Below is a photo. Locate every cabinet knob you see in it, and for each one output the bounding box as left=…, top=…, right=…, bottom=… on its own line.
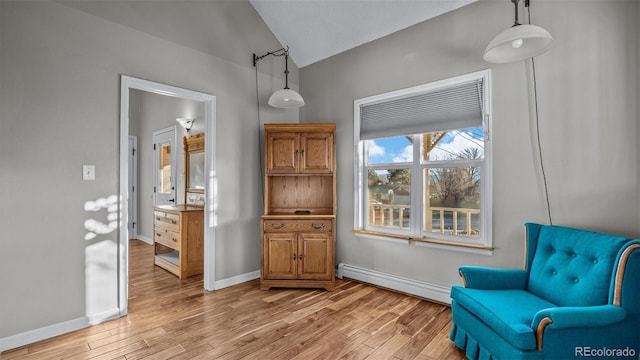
left=312, top=223, right=325, bottom=229
left=156, top=233, right=161, bottom=237
left=292, top=254, right=297, bottom=260
left=271, top=223, right=285, bottom=229
left=172, top=238, right=177, bottom=242
left=299, top=253, right=303, bottom=259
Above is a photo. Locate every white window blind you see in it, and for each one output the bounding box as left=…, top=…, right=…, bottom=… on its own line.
left=359, top=79, right=484, bottom=140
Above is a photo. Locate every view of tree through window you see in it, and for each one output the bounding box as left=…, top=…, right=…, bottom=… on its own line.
left=365, top=127, right=483, bottom=238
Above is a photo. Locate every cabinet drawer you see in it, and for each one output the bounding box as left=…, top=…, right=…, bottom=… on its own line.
left=154, top=211, right=180, bottom=231
left=263, top=220, right=332, bottom=233
left=154, top=228, right=181, bottom=249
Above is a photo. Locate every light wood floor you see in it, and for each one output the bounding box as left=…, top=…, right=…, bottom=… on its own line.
left=3, top=240, right=465, bottom=360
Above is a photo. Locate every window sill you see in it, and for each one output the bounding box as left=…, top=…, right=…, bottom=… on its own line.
left=352, top=229, right=494, bottom=256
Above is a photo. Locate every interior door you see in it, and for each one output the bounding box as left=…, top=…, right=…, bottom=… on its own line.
left=128, top=135, right=138, bottom=239
left=152, top=126, right=177, bottom=206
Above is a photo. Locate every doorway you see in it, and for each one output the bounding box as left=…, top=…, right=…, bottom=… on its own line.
left=119, top=76, right=217, bottom=316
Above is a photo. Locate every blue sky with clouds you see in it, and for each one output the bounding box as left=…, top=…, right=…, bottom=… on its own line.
left=367, top=127, right=484, bottom=164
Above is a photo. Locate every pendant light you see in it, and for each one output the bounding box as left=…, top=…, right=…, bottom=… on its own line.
left=484, top=0, right=554, bottom=223
left=253, top=46, right=304, bottom=108
left=484, top=0, right=552, bottom=64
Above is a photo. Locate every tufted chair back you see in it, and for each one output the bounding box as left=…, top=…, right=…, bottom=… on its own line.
left=524, top=223, right=630, bottom=307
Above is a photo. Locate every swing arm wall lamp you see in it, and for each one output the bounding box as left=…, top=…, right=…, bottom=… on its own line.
left=253, top=46, right=305, bottom=108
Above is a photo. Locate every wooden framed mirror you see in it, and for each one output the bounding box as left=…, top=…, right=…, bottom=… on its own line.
left=184, top=133, right=205, bottom=206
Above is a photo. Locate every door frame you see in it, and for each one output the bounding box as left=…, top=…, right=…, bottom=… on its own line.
left=119, top=75, right=217, bottom=316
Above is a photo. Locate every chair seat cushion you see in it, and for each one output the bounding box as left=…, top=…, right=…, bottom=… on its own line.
left=450, top=286, right=557, bottom=350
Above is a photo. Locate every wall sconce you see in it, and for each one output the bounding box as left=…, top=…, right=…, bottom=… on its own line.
left=253, top=46, right=305, bottom=108
left=484, top=0, right=553, bottom=63
left=176, top=117, right=195, bottom=133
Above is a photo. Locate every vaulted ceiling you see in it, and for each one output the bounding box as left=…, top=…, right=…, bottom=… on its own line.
left=250, top=0, right=478, bottom=68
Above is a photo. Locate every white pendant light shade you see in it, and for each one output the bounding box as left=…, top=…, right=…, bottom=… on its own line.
left=268, top=88, right=305, bottom=108
left=484, top=24, right=553, bottom=63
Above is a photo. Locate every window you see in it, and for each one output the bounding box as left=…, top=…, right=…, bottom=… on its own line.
left=354, top=70, right=491, bottom=249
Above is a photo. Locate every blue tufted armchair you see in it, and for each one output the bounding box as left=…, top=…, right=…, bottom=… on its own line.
left=450, top=223, right=640, bottom=360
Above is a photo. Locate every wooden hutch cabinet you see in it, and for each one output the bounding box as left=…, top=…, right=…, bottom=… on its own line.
left=261, top=123, right=336, bottom=291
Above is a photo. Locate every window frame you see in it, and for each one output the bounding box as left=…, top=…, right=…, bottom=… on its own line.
left=353, top=70, right=492, bottom=251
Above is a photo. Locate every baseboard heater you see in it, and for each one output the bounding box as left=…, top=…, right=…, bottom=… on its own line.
left=337, top=263, right=451, bottom=305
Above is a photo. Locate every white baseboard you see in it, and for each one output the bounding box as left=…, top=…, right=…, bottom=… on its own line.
left=86, top=308, right=121, bottom=326
left=337, top=263, right=451, bottom=305
left=134, top=235, right=153, bottom=245
left=213, top=270, right=260, bottom=290
left=0, top=308, right=121, bottom=353
left=0, top=317, right=88, bottom=353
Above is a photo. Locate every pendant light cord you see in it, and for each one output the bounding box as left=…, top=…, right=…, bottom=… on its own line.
left=253, top=45, right=293, bottom=210
left=255, top=64, right=264, bottom=208
left=527, top=3, right=553, bottom=225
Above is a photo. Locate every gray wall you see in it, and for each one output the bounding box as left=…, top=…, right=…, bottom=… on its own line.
left=0, top=0, right=298, bottom=339
left=2, top=0, right=638, bottom=346
left=300, top=0, right=640, bottom=287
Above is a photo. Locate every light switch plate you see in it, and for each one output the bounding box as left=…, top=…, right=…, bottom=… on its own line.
left=83, top=165, right=95, bottom=181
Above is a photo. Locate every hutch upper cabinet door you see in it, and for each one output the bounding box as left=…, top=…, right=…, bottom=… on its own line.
left=300, top=132, right=333, bottom=174
left=266, top=132, right=298, bottom=174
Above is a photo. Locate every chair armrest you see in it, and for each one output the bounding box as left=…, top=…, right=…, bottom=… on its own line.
left=458, top=266, right=528, bottom=289
left=532, top=305, right=627, bottom=330
left=531, top=305, right=627, bottom=351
